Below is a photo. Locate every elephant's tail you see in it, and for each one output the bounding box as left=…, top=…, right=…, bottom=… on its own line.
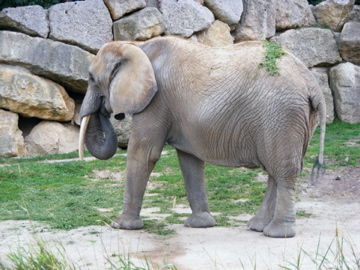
left=309, top=90, right=326, bottom=184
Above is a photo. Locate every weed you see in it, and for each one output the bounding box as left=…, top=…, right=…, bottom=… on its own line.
left=280, top=230, right=360, bottom=270
left=0, top=241, right=76, bottom=270
left=259, top=40, right=286, bottom=76
left=296, top=210, right=312, bottom=218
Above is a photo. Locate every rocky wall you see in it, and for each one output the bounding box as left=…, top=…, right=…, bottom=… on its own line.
left=0, top=0, right=359, bottom=157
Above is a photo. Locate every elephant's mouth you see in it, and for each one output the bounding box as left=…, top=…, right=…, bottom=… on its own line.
left=79, top=97, right=118, bottom=160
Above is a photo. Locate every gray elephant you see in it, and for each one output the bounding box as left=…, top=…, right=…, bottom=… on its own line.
left=78, top=37, right=326, bottom=238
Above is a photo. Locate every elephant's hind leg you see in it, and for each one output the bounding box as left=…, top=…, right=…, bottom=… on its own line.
left=247, top=175, right=276, bottom=232
left=177, top=150, right=216, bottom=228
left=263, top=178, right=296, bottom=238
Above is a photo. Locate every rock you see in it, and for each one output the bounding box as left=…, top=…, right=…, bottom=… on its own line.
left=339, top=21, right=360, bottom=65
left=104, top=0, right=146, bottom=20
left=270, top=27, right=342, bottom=67
left=160, top=0, right=214, bottom=37
left=311, top=68, right=335, bottom=123
left=72, top=102, right=81, bottom=126
left=25, top=121, right=80, bottom=156
left=0, top=109, right=25, bottom=157
left=110, top=114, right=132, bottom=148
left=146, top=0, right=159, bottom=8
left=196, top=20, right=234, bottom=46
left=0, top=31, right=94, bottom=94
left=234, top=0, right=276, bottom=41
left=0, top=65, right=75, bottom=121
left=49, top=0, right=113, bottom=53
left=113, top=7, right=165, bottom=41
left=275, top=0, right=316, bottom=30
left=329, top=62, right=360, bottom=123
left=347, top=5, right=360, bottom=21
left=0, top=5, right=49, bottom=38
left=312, top=0, right=355, bottom=31
left=204, top=0, right=243, bottom=25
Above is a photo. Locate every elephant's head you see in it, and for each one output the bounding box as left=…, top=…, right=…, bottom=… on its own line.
left=78, top=42, right=158, bottom=160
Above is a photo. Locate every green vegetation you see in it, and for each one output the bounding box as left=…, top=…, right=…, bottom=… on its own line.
left=260, top=40, right=286, bottom=76
left=0, top=241, right=177, bottom=270
left=304, top=120, right=360, bottom=168
left=0, top=241, right=76, bottom=270
left=280, top=232, right=360, bottom=270
left=0, top=121, right=360, bottom=235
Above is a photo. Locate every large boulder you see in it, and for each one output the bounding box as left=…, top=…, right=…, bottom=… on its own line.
left=110, top=115, right=132, bottom=149
left=312, top=0, right=355, bottom=31
left=113, top=7, right=165, bottom=41
left=329, top=62, right=360, bottom=124
left=160, top=0, right=214, bottom=37
left=275, top=0, right=315, bottom=30
left=347, top=5, right=360, bottom=22
left=25, top=121, right=79, bottom=156
left=339, top=21, right=360, bottom=65
left=0, top=109, right=25, bottom=157
left=0, top=65, right=74, bottom=121
left=270, top=28, right=342, bottom=67
left=195, top=20, right=234, bottom=46
left=234, top=0, right=276, bottom=41
left=0, top=31, right=94, bottom=94
left=204, top=0, right=243, bottom=25
left=311, top=68, right=335, bottom=123
left=48, top=0, right=113, bottom=53
left=104, top=0, right=146, bottom=20
left=0, top=5, right=48, bottom=38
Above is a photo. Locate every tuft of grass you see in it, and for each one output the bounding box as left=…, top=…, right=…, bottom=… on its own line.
left=106, top=254, right=177, bottom=270
left=0, top=241, right=75, bottom=270
left=280, top=231, right=360, bottom=270
left=296, top=210, right=312, bottom=218
left=259, top=40, right=286, bottom=76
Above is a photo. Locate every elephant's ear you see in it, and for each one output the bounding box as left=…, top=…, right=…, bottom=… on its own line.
left=109, top=44, right=157, bottom=115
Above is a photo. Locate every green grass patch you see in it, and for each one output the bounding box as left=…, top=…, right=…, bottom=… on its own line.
left=304, top=120, right=360, bottom=168
left=0, top=121, right=359, bottom=235
left=0, top=241, right=76, bottom=270
left=260, top=40, right=286, bottom=76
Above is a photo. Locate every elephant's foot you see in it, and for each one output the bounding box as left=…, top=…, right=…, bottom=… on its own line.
left=263, top=220, right=295, bottom=238
left=111, top=214, right=143, bottom=230
left=184, top=212, right=216, bottom=228
left=247, top=215, right=272, bottom=232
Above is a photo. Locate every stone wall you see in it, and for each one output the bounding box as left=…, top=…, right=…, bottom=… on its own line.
left=0, top=0, right=359, bottom=157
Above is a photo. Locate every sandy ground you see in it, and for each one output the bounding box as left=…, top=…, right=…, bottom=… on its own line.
left=1, top=167, right=360, bottom=270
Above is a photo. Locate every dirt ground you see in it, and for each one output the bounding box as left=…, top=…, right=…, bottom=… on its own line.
left=1, top=167, right=360, bottom=270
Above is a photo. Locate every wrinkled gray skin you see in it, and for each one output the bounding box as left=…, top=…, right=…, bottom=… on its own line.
left=79, top=37, right=326, bottom=238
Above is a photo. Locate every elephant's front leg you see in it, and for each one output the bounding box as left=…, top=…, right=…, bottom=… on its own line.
left=111, top=136, right=163, bottom=230
left=177, top=150, right=216, bottom=228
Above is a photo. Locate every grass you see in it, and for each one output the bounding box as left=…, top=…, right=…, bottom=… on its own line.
left=280, top=230, right=360, bottom=270
left=259, top=40, right=286, bottom=76
left=0, top=241, right=76, bottom=270
left=0, top=241, right=177, bottom=270
left=0, top=121, right=359, bottom=235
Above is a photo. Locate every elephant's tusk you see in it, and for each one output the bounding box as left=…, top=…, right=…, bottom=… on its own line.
left=79, top=115, right=90, bottom=160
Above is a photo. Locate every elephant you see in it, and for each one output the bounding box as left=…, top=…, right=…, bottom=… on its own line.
left=78, top=36, right=326, bottom=238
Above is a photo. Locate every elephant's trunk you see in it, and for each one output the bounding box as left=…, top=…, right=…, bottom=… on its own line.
left=79, top=92, right=118, bottom=160
left=84, top=112, right=117, bottom=160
